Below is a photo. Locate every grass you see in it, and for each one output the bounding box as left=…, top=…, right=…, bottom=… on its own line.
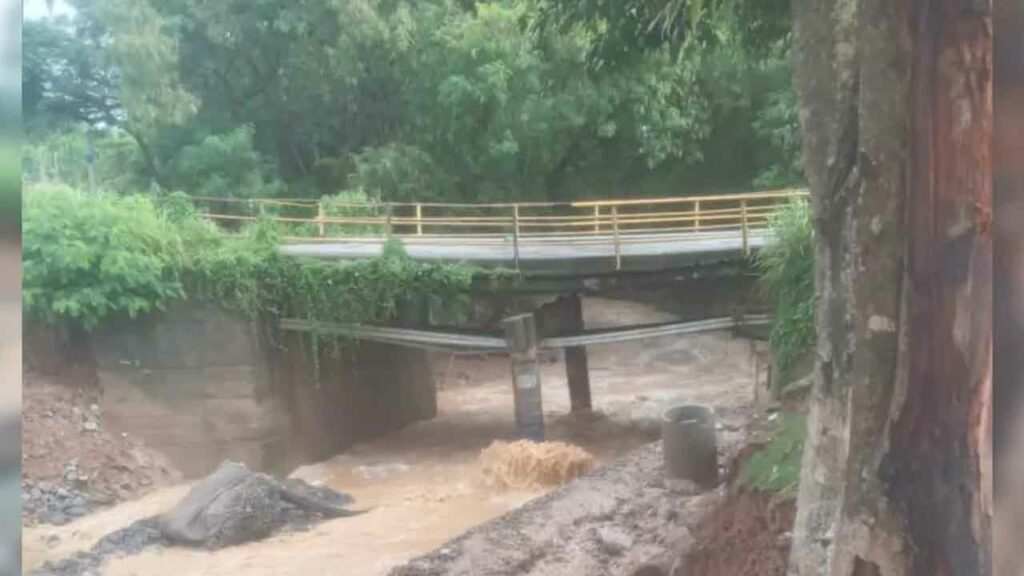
left=756, top=198, right=815, bottom=389
left=739, top=411, right=806, bottom=499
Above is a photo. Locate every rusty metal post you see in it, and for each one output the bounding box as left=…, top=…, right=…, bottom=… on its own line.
left=611, top=205, right=621, bottom=270
left=512, top=205, right=521, bottom=270
left=740, top=200, right=749, bottom=255
left=503, top=313, right=545, bottom=441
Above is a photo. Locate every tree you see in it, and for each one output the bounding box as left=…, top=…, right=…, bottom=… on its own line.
left=25, top=0, right=799, bottom=201
left=548, top=0, right=991, bottom=573
left=23, top=1, right=195, bottom=189
left=786, top=0, right=991, bottom=574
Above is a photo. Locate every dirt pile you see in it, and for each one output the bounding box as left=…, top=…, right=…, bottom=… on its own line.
left=679, top=490, right=795, bottom=576
left=479, top=440, right=596, bottom=490
left=22, top=378, right=183, bottom=525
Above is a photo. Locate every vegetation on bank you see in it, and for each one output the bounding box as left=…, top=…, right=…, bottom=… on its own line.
left=741, top=199, right=814, bottom=498
left=756, top=198, right=815, bottom=388
left=23, top=184, right=509, bottom=330
left=739, top=411, right=806, bottom=498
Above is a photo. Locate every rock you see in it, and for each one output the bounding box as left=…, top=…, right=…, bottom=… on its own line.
left=663, top=478, right=701, bottom=495
left=158, top=462, right=281, bottom=549
left=596, top=526, right=634, bottom=555
left=159, top=461, right=362, bottom=550
left=30, top=461, right=360, bottom=574
left=65, top=505, right=88, bottom=518
left=631, top=564, right=668, bottom=576
left=44, top=511, right=68, bottom=526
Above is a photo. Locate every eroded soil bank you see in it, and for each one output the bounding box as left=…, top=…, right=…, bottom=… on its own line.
left=390, top=423, right=755, bottom=576
left=24, top=298, right=766, bottom=576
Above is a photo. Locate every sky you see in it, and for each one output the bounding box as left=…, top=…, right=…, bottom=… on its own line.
left=23, top=0, right=75, bottom=21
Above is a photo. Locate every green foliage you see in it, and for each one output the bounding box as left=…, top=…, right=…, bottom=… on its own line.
left=168, top=126, right=282, bottom=199
left=347, top=145, right=452, bottom=203
left=23, top=129, right=147, bottom=194
left=739, top=411, right=806, bottom=497
left=537, top=0, right=791, bottom=66
left=24, top=0, right=800, bottom=202
left=750, top=44, right=804, bottom=188
left=756, top=198, right=815, bottom=386
left=23, top=184, right=185, bottom=329
left=23, top=186, right=499, bottom=331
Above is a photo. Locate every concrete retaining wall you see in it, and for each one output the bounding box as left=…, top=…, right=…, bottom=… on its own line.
left=28, top=302, right=439, bottom=478
left=89, top=302, right=288, bottom=477
left=274, top=331, right=437, bottom=467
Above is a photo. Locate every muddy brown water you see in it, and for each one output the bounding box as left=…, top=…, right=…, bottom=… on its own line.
left=23, top=298, right=764, bottom=576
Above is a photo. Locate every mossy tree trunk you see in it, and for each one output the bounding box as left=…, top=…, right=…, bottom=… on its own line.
left=787, top=1, right=992, bottom=575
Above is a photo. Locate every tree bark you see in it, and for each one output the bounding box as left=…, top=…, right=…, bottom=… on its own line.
left=787, top=1, right=992, bottom=575
left=122, top=123, right=168, bottom=191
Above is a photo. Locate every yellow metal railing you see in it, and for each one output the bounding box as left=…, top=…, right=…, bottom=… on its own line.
left=191, top=188, right=808, bottom=269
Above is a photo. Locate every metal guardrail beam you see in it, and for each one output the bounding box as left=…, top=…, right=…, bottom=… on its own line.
left=278, top=315, right=772, bottom=351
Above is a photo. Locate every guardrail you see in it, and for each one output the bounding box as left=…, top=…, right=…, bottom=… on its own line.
left=191, top=188, right=808, bottom=269
left=277, top=314, right=772, bottom=353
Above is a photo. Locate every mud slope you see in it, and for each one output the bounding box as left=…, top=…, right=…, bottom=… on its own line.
left=390, top=412, right=752, bottom=576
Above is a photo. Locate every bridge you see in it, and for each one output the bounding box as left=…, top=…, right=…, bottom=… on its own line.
left=193, top=188, right=808, bottom=275
left=193, top=189, right=804, bottom=435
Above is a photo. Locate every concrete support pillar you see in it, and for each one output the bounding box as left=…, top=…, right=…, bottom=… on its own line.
left=502, top=313, right=545, bottom=441
left=562, top=294, right=592, bottom=413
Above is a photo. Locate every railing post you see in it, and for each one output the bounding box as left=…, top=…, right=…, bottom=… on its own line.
left=740, top=200, right=749, bottom=256
left=317, top=201, right=325, bottom=238
left=593, top=205, right=600, bottom=234
left=512, top=204, right=521, bottom=270
left=611, top=205, right=621, bottom=270
left=694, top=200, right=700, bottom=230
left=415, top=203, right=423, bottom=236
left=386, top=202, right=394, bottom=238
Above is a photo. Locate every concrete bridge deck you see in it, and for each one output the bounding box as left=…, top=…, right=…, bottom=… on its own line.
left=194, top=189, right=806, bottom=275
left=277, top=229, right=770, bottom=274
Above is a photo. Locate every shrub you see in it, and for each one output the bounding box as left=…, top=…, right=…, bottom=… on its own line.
left=23, top=186, right=510, bottom=331
left=23, top=184, right=185, bottom=328
left=756, top=198, right=815, bottom=387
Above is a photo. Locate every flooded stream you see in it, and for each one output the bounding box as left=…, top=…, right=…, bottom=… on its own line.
left=24, top=298, right=763, bottom=576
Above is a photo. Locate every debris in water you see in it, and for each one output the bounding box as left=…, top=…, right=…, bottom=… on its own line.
left=478, top=440, right=596, bottom=490
left=355, top=463, right=411, bottom=480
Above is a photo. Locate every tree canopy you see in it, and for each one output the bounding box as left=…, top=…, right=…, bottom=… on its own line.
left=24, top=0, right=801, bottom=202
